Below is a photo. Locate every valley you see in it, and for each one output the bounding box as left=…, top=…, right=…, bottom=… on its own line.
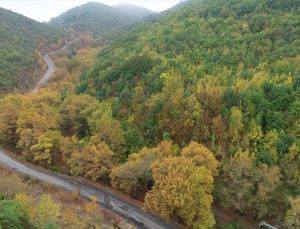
left=0, top=0, right=299, bottom=229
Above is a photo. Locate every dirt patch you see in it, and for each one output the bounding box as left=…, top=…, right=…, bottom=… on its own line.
left=213, top=203, right=259, bottom=229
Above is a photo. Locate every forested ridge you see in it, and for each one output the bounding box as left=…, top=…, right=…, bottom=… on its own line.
left=49, top=2, right=149, bottom=36
left=0, top=0, right=300, bottom=228
left=0, top=8, right=61, bottom=93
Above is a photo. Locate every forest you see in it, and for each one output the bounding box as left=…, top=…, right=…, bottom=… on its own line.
left=0, top=0, right=300, bottom=228
left=49, top=2, right=152, bottom=36
left=0, top=8, right=61, bottom=93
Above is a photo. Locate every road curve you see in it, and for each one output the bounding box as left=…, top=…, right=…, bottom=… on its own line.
left=0, top=148, right=180, bottom=229
left=32, top=38, right=80, bottom=92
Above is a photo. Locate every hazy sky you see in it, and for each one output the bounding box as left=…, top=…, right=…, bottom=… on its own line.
left=0, top=0, right=181, bottom=22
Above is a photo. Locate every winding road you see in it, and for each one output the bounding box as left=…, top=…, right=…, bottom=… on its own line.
left=32, top=38, right=80, bottom=92
left=0, top=39, right=180, bottom=229
left=0, top=148, right=178, bottom=229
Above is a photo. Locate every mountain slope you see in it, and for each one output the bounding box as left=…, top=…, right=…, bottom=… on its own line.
left=0, top=7, right=61, bottom=94
left=49, top=2, right=133, bottom=36
left=79, top=0, right=300, bottom=103
left=76, top=0, right=300, bottom=224
left=114, top=4, right=154, bottom=19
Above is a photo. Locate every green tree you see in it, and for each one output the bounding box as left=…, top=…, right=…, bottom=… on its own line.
left=0, top=200, right=34, bottom=229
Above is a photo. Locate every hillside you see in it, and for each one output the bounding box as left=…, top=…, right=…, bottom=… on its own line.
left=0, top=8, right=61, bottom=94
left=0, top=0, right=300, bottom=228
left=49, top=2, right=134, bottom=36
left=114, top=4, right=154, bottom=19
left=75, top=0, right=300, bottom=226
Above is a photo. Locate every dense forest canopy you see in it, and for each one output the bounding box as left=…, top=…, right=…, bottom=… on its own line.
left=0, top=0, right=300, bottom=228
left=0, top=8, right=61, bottom=93
left=75, top=0, right=300, bottom=225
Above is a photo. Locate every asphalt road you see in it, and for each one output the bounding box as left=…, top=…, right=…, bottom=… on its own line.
left=0, top=148, right=179, bottom=229
left=32, top=38, right=80, bottom=92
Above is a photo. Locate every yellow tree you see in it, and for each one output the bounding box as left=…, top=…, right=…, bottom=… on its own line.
left=285, top=196, right=300, bottom=229
left=84, top=196, right=103, bottom=227
left=110, top=140, right=177, bottom=195
left=30, top=130, right=61, bottom=165
left=0, top=172, right=26, bottom=199
left=68, top=136, right=116, bottom=181
left=228, top=106, right=244, bottom=149
left=16, top=104, right=59, bottom=164
left=181, top=141, right=220, bottom=176
left=0, top=94, right=28, bottom=146
left=145, top=157, right=215, bottom=229
left=88, top=101, right=125, bottom=157
left=36, top=194, right=60, bottom=227
left=15, top=194, right=36, bottom=219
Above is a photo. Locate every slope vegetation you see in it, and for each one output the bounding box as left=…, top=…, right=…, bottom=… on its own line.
left=75, top=0, right=300, bottom=225
left=1, top=0, right=300, bottom=228
left=0, top=8, right=61, bottom=94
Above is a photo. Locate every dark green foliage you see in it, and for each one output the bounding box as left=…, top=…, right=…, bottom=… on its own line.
left=223, top=221, right=241, bottom=229
left=0, top=200, right=34, bottom=229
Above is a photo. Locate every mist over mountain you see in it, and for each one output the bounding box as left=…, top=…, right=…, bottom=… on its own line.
left=49, top=2, right=136, bottom=36
left=114, top=3, right=155, bottom=19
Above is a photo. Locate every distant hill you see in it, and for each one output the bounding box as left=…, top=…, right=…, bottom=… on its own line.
left=0, top=7, right=61, bottom=94
left=114, top=4, right=154, bottom=19
left=49, top=2, right=134, bottom=36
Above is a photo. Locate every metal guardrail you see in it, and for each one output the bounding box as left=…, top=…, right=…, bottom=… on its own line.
left=259, top=221, right=278, bottom=229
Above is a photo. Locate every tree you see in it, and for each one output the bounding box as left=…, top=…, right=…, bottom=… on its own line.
left=228, top=107, right=244, bottom=150
left=59, top=94, right=99, bottom=137
left=255, top=130, right=279, bottom=165
left=15, top=194, right=35, bottom=220
left=255, top=165, right=281, bottom=218
left=285, top=196, right=300, bottom=229
left=217, top=152, right=256, bottom=212
left=30, top=130, right=61, bottom=165
left=16, top=105, right=59, bottom=163
left=282, top=144, right=300, bottom=186
left=0, top=94, right=25, bottom=146
left=110, top=140, right=177, bottom=195
left=84, top=196, right=103, bottom=227
left=181, top=141, right=220, bottom=176
left=68, top=136, right=116, bottom=181
left=145, top=157, right=215, bottom=229
left=36, top=194, right=60, bottom=227
left=0, top=172, right=26, bottom=199
left=110, top=147, right=159, bottom=195
left=61, top=207, right=85, bottom=229
left=88, top=102, right=125, bottom=157
left=0, top=199, right=34, bottom=229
